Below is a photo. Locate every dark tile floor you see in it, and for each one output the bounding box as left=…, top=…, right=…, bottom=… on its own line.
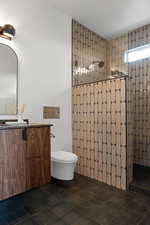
left=0, top=174, right=150, bottom=225
left=130, top=164, right=150, bottom=195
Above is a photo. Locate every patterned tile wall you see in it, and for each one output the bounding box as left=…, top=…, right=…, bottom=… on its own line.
left=108, top=24, right=150, bottom=168
left=107, top=36, right=133, bottom=185
left=126, top=79, right=134, bottom=185
left=72, top=20, right=108, bottom=86
left=72, top=78, right=128, bottom=190
left=128, top=24, right=150, bottom=167
left=107, top=35, right=128, bottom=77
left=72, top=21, right=150, bottom=190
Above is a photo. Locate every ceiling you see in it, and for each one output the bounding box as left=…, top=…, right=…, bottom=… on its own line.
left=49, top=0, right=150, bottom=39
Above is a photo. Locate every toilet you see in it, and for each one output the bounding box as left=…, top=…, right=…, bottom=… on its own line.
left=51, top=151, right=78, bottom=180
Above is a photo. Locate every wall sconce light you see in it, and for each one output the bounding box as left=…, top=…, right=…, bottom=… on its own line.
left=0, top=24, right=16, bottom=40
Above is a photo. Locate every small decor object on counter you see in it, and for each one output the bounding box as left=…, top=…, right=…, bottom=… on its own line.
left=17, top=104, right=27, bottom=123
left=5, top=104, right=17, bottom=115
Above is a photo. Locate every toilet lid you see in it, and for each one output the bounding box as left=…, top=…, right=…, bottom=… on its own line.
left=51, top=151, right=78, bottom=163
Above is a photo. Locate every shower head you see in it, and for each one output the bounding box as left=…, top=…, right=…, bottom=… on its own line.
left=92, top=60, right=105, bottom=68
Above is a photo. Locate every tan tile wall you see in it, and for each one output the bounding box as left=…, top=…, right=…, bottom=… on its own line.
left=72, top=78, right=127, bottom=190
left=107, top=24, right=150, bottom=168
left=72, top=20, right=108, bottom=86
left=107, top=36, right=133, bottom=185
left=107, top=35, right=128, bottom=76
left=72, top=21, right=150, bottom=190
left=128, top=24, right=150, bottom=167
left=126, top=78, right=134, bottom=185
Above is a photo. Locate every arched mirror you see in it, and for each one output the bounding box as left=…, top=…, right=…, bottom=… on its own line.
left=0, top=44, right=18, bottom=114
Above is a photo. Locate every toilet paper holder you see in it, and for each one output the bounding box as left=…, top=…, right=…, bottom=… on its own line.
left=50, top=133, right=55, bottom=138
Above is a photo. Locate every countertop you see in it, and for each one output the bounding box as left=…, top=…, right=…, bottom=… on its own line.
left=0, top=123, right=53, bottom=130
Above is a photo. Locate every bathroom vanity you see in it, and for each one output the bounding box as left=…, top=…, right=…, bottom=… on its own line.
left=0, top=123, right=52, bottom=200
left=0, top=39, right=53, bottom=200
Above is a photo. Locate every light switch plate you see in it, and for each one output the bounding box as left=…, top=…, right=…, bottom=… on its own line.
left=43, top=106, right=60, bottom=119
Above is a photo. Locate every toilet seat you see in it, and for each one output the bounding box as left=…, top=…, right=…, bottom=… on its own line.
left=52, top=151, right=78, bottom=163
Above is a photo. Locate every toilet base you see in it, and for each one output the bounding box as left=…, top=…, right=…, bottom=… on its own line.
left=51, top=161, right=76, bottom=181
left=51, top=177, right=75, bottom=188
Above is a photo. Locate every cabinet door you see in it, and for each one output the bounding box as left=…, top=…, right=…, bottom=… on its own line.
left=0, top=129, right=26, bottom=200
left=26, top=127, right=50, bottom=189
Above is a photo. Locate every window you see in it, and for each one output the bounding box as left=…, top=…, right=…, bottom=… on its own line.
left=124, top=43, right=150, bottom=63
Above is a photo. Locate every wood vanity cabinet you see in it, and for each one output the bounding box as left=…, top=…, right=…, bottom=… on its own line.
left=26, top=127, right=50, bottom=189
left=0, top=129, right=26, bottom=200
left=0, top=125, right=51, bottom=200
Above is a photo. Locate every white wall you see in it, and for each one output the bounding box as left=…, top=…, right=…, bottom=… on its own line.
left=0, top=0, right=72, bottom=152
